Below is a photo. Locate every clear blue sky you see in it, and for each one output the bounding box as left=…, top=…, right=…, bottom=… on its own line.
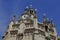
left=0, top=0, right=60, bottom=40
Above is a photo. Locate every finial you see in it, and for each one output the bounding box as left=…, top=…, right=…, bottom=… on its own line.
left=30, top=5, right=32, bottom=8
left=30, top=5, right=32, bottom=7
left=47, top=18, right=51, bottom=23
left=26, top=6, right=28, bottom=8
left=43, top=13, right=47, bottom=24
left=11, top=15, right=16, bottom=22
left=50, top=18, right=55, bottom=27
left=43, top=13, right=46, bottom=19
left=35, top=9, right=37, bottom=11
left=13, top=15, right=16, bottom=17
left=50, top=18, right=53, bottom=23
left=24, top=6, right=29, bottom=12
left=47, top=18, right=49, bottom=21
left=43, top=13, right=46, bottom=16
left=50, top=18, right=53, bottom=21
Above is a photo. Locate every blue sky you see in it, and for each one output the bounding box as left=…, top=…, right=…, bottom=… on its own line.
left=0, top=0, right=60, bottom=40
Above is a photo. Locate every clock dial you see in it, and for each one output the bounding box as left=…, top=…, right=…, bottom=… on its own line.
left=22, top=15, right=28, bottom=19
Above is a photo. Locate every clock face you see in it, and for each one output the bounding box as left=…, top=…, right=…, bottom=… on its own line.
left=22, top=15, right=28, bottom=19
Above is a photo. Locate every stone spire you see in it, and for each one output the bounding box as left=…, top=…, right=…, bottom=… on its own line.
left=47, top=18, right=51, bottom=23
left=43, top=13, right=47, bottom=24
left=50, top=18, right=55, bottom=27
left=11, top=15, right=16, bottom=22
left=8, top=15, right=16, bottom=30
